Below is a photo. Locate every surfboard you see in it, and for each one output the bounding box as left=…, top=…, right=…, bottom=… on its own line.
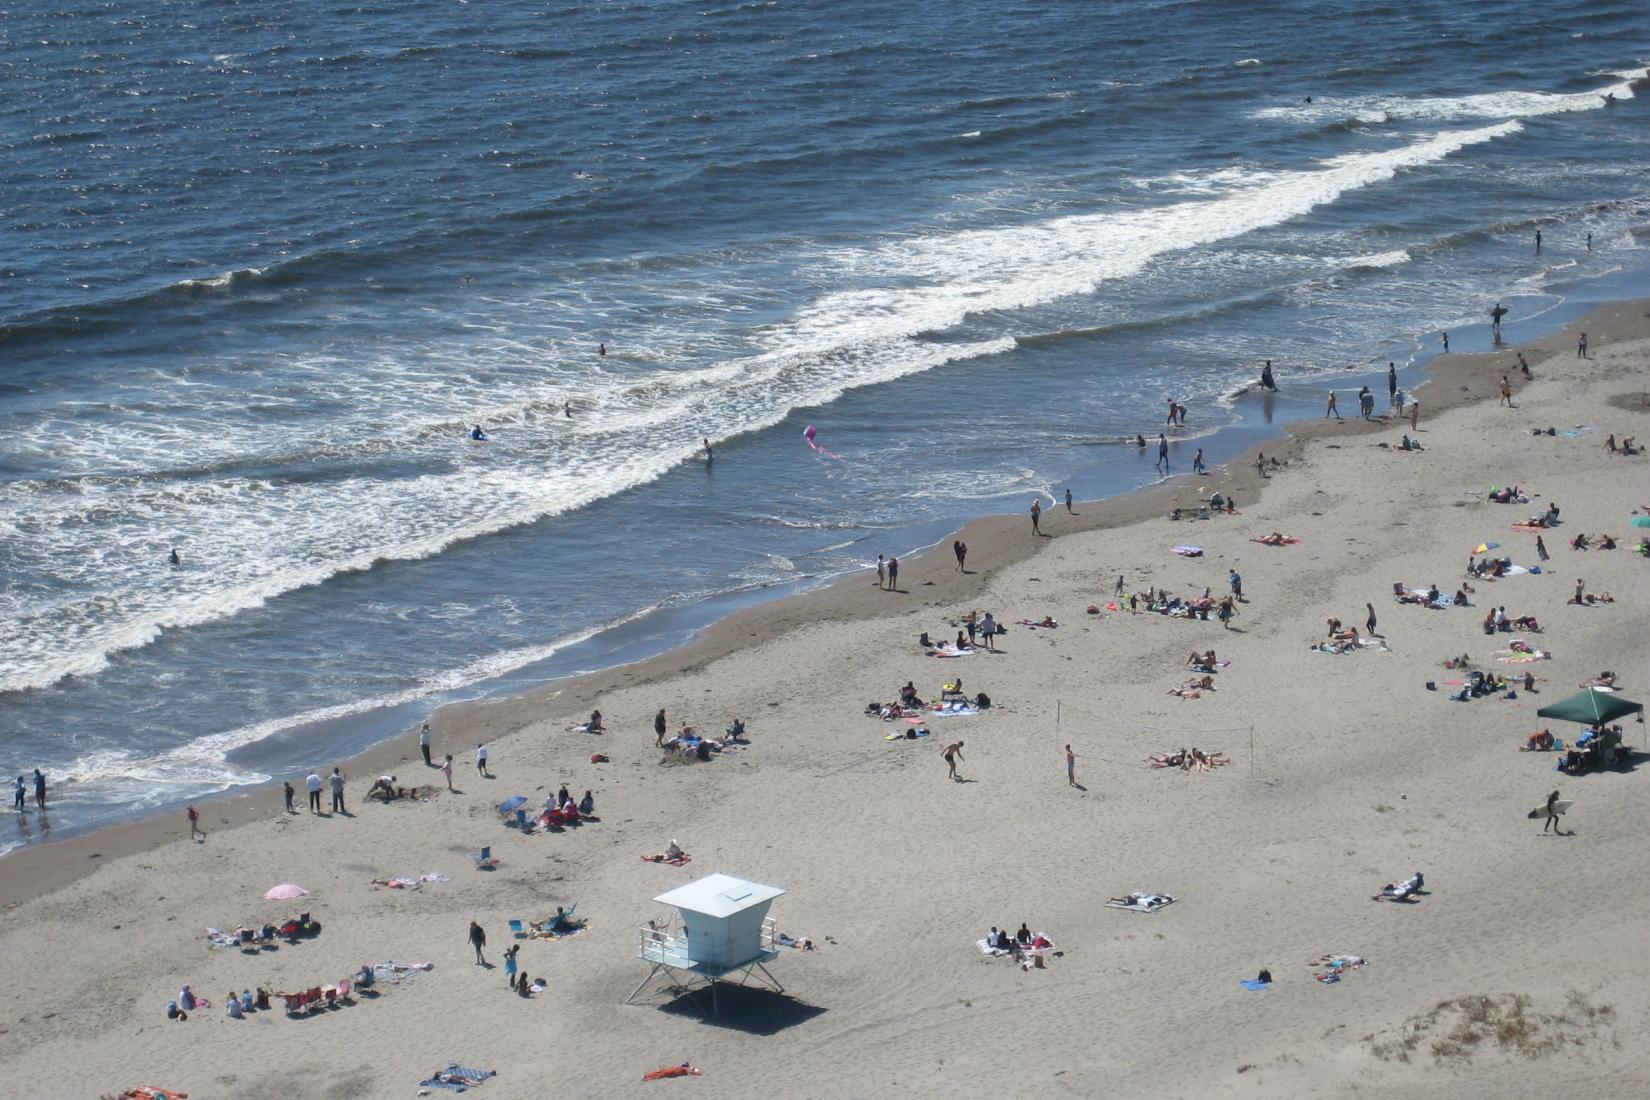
left=1527, top=799, right=1573, bottom=819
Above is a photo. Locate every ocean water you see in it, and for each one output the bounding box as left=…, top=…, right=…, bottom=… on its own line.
left=2, top=0, right=1647, bottom=850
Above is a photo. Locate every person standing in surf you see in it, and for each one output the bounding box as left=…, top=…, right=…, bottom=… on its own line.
left=1030, top=499, right=1042, bottom=536
left=1260, top=360, right=1277, bottom=391
left=1156, top=433, right=1169, bottom=472
left=703, top=437, right=713, bottom=467
left=1441, top=331, right=1449, bottom=354
left=1387, top=362, right=1397, bottom=405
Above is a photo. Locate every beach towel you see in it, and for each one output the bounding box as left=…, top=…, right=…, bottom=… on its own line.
left=976, top=938, right=1011, bottom=957
left=1239, top=979, right=1271, bottom=991
left=1511, top=523, right=1545, bottom=533
left=931, top=647, right=973, bottom=658
left=1106, top=893, right=1176, bottom=913
left=642, top=853, right=692, bottom=866
left=928, top=702, right=979, bottom=718
left=1170, top=545, right=1203, bottom=557
left=1310, top=954, right=1366, bottom=983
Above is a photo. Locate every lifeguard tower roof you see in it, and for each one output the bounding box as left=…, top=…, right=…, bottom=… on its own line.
left=654, top=872, right=784, bottom=918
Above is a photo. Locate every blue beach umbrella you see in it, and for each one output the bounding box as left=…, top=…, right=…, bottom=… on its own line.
left=497, top=795, right=528, bottom=814
left=1629, top=516, right=1650, bottom=529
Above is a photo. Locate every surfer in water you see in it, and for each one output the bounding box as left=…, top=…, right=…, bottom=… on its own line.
left=470, top=424, right=488, bottom=441
left=563, top=401, right=573, bottom=418
left=703, top=437, right=714, bottom=467
left=169, top=548, right=181, bottom=567
left=1260, top=360, right=1277, bottom=391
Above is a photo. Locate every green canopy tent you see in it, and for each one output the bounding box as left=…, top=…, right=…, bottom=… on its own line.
left=1536, top=688, right=1643, bottom=726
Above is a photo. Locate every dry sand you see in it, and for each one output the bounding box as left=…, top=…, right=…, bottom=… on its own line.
left=2, top=302, right=1648, bottom=1100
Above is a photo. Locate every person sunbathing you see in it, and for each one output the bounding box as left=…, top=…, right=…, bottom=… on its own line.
left=1150, top=749, right=1188, bottom=769
left=1258, top=532, right=1288, bottom=546
left=1186, top=649, right=1216, bottom=670
left=1187, top=674, right=1215, bottom=691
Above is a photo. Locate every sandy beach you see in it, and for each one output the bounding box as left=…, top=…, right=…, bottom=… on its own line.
left=3, top=300, right=1649, bottom=1099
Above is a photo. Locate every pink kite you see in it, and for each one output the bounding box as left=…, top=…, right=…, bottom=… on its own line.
left=802, top=424, right=842, bottom=460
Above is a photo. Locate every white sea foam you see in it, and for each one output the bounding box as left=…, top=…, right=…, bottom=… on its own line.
left=1253, top=71, right=1638, bottom=125
left=1, top=122, right=1520, bottom=695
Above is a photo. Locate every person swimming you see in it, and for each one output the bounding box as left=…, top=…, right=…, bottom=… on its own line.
left=469, top=424, right=488, bottom=441
left=168, top=548, right=180, bottom=566
left=563, top=401, right=573, bottom=418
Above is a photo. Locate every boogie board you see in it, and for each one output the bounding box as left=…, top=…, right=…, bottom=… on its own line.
left=1526, top=799, right=1574, bottom=819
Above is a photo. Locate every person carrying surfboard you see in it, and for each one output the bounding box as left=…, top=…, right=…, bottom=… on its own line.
left=1540, top=789, right=1567, bottom=834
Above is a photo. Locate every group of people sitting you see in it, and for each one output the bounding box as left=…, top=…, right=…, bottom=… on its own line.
left=984, top=923, right=1052, bottom=956
left=661, top=721, right=747, bottom=761
left=539, top=786, right=595, bottom=825
left=1468, top=555, right=1516, bottom=579
left=1447, top=669, right=1513, bottom=702
left=1148, top=748, right=1228, bottom=771
left=1395, top=582, right=1469, bottom=609
left=1481, top=606, right=1540, bottom=634
left=1569, top=532, right=1617, bottom=550
left=1557, top=724, right=1628, bottom=773
left=1126, top=588, right=1228, bottom=621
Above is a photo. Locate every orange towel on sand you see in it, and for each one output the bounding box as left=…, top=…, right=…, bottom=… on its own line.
left=643, top=1064, right=702, bottom=1081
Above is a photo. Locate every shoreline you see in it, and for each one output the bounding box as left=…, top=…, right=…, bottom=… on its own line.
left=1, top=294, right=1640, bottom=911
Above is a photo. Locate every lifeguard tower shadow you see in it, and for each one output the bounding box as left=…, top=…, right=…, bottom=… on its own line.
left=625, top=872, right=822, bottom=1031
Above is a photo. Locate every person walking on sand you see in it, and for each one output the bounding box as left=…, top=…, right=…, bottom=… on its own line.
left=655, top=708, right=667, bottom=746
left=475, top=743, right=490, bottom=777
left=1218, top=596, right=1235, bottom=630
left=305, top=770, right=322, bottom=814
left=1387, top=362, right=1397, bottom=405
left=1228, top=569, right=1242, bottom=602
left=943, top=740, right=965, bottom=781
left=980, top=612, right=997, bottom=651
left=1365, top=602, right=1378, bottom=637
left=283, top=780, right=295, bottom=814
left=1065, top=744, right=1078, bottom=787
left=1577, top=331, right=1587, bottom=358
left=187, top=804, right=205, bottom=841
left=1536, top=534, right=1549, bottom=562
left=442, top=754, right=454, bottom=790
left=953, top=541, right=967, bottom=572
left=469, top=920, right=488, bottom=965
left=1065, top=488, right=1073, bottom=514
left=1541, top=789, right=1564, bottom=834
left=887, top=555, right=899, bottom=591
left=1115, top=574, right=1125, bottom=597
left=1408, top=399, right=1420, bottom=432
left=1030, top=499, right=1042, bottom=535
left=1156, top=433, right=1169, bottom=472
left=876, top=554, right=886, bottom=589
left=419, top=721, right=432, bottom=766
left=1325, top=390, right=1341, bottom=419
left=1499, top=375, right=1513, bottom=407
left=1441, top=331, right=1449, bottom=354
left=330, top=767, right=346, bottom=813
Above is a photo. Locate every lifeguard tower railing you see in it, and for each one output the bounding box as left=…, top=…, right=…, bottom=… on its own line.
left=627, top=912, right=782, bottom=1014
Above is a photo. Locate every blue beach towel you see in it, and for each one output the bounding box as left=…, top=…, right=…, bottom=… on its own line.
left=1240, top=979, right=1271, bottom=991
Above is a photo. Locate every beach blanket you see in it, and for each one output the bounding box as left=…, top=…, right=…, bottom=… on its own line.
left=931, top=647, right=973, bottom=658
left=885, top=728, right=930, bottom=740
left=419, top=1066, right=496, bottom=1093
left=1511, top=523, right=1546, bottom=533
left=375, top=871, right=447, bottom=890
left=976, top=938, right=1011, bottom=957
left=1311, top=954, right=1366, bottom=983
left=642, top=853, right=692, bottom=866
left=373, top=961, right=434, bottom=983
left=1404, top=586, right=1454, bottom=606
left=1106, top=893, right=1175, bottom=913
left=927, top=701, right=979, bottom=718
left=1170, top=545, right=1203, bottom=557
left=538, top=920, right=588, bottom=940
left=1239, top=979, right=1271, bottom=991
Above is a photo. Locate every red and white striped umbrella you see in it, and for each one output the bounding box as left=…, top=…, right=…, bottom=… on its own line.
left=263, top=883, right=309, bottom=901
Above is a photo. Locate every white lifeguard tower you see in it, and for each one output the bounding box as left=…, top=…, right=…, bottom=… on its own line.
left=626, top=872, right=785, bottom=1015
